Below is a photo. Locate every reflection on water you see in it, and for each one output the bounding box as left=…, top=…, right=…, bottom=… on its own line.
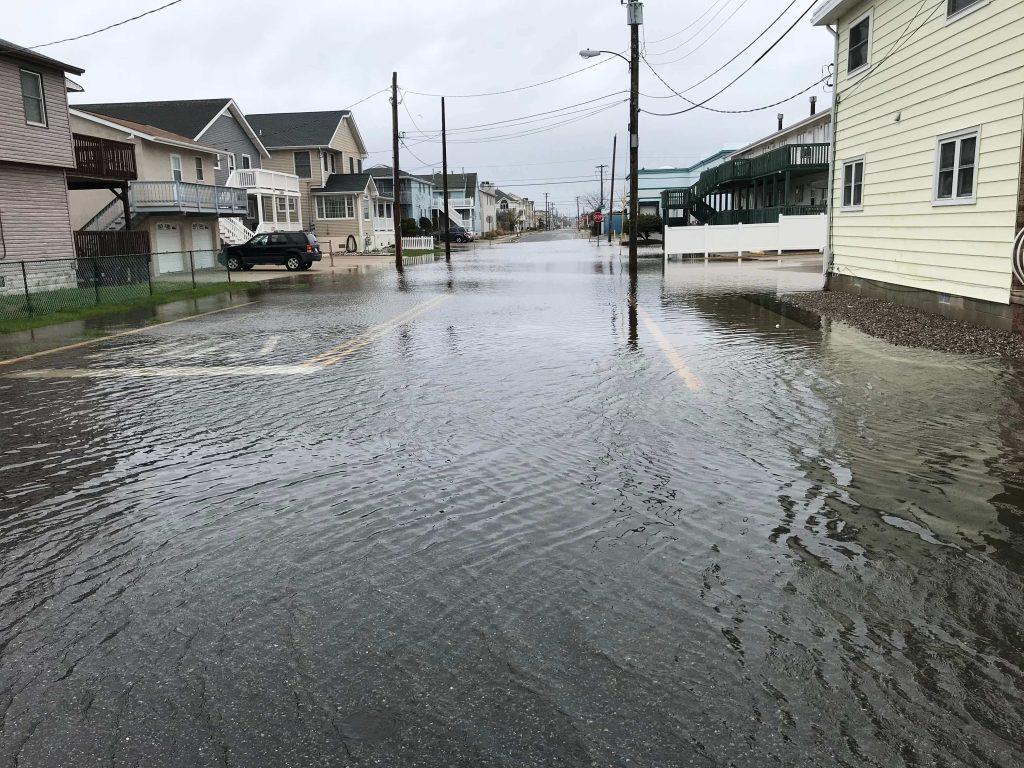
left=0, top=240, right=1021, bottom=767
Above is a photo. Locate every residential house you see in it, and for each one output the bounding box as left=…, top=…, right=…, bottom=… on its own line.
left=74, top=99, right=302, bottom=241
left=812, top=0, right=1024, bottom=330
left=0, top=40, right=85, bottom=264
left=637, top=150, right=735, bottom=219
left=662, top=102, right=832, bottom=257
left=69, top=109, right=245, bottom=274
left=479, top=182, right=497, bottom=235
left=495, top=189, right=530, bottom=231
left=367, top=165, right=436, bottom=225
left=246, top=110, right=393, bottom=252
left=420, top=172, right=486, bottom=234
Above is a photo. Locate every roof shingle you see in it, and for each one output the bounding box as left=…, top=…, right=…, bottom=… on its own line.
left=246, top=111, right=351, bottom=148
left=74, top=99, right=231, bottom=139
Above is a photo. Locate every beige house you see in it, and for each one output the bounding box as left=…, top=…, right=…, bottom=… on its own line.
left=69, top=109, right=245, bottom=274
left=813, top=0, right=1024, bottom=329
left=247, top=110, right=393, bottom=252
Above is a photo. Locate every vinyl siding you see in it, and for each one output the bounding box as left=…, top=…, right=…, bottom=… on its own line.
left=829, top=0, right=1024, bottom=304
left=0, top=163, right=75, bottom=260
left=263, top=149, right=320, bottom=231
left=199, top=113, right=263, bottom=186
left=328, top=117, right=365, bottom=178
left=0, top=57, right=74, bottom=168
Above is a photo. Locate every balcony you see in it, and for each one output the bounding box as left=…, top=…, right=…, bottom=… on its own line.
left=130, top=181, right=248, bottom=216
left=226, top=168, right=300, bottom=195
left=67, top=133, right=137, bottom=189
left=433, top=197, right=474, bottom=210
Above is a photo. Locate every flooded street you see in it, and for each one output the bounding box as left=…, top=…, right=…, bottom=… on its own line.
left=1, top=232, right=1022, bottom=767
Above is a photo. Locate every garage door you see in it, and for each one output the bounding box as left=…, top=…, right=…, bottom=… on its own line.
left=191, top=222, right=216, bottom=269
left=155, top=223, right=184, bottom=273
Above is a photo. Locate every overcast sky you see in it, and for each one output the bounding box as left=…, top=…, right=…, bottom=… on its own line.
left=9, top=0, right=833, bottom=216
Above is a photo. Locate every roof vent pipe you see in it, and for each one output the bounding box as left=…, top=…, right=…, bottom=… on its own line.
left=777, top=113, right=784, bottom=131
left=810, top=96, right=817, bottom=116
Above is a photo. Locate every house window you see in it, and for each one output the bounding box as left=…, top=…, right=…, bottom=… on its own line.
left=358, top=159, right=363, bottom=173
left=287, top=197, right=297, bottom=215
left=322, top=153, right=329, bottom=172
left=195, top=157, right=204, bottom=181
left=227, top=153, right=237, bottom=174
left=294, top=151, right=311, bottom=179
left=241, top=154, right=252, bottom=170
left=841, top=158, right=864, bottom=210
left=848, top=11, right=871, bottom=75
left=277, top=196, right=287, bottom=214
left=315, top=195, right=355, bottom=219
left=350, top=157, right=355, bottom=174
left=20, top=70, right=46, bottom=126
left=947, top=0, right=986, bottom=18
left=362, top=197, right=370, bottom=220
left=934, top=129, right=979, bottom=205
left=170, top=154, right=183, bottom=182
left=215, top=155, right=222, bottom=170
left=330, top=154, right=337, bottom=174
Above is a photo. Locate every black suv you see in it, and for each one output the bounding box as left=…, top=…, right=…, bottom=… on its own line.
left=435, top=226, right=472, bottom=244
left=220, top=232, right=322, bottom=271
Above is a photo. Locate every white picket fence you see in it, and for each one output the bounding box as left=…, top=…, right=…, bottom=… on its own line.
left=665, top=214, right=827, bottom=258
left=402, top=237, right=435, bottom=251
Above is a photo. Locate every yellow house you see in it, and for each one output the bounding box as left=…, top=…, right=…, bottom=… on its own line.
left=813, top=0, right=1024, bottom=330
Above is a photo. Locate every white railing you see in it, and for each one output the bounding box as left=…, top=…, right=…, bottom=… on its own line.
left=433, top=197, right=474, bottom=209
left=226, top=168, right=301, bottom=194
left=130, top=181, right=248, bottom=215
left=664, top=214, right=827, bottom=258
left=402, top=237, right=434, bottom=251
left=82, top=198, right=126, bottom=232
left=255, top=221, right=304, bottom=234
left=220, top=216, right=254, bottom=246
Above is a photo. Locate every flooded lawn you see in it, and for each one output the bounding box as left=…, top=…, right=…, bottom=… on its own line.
left=1, top=233, right=1021, bottom=767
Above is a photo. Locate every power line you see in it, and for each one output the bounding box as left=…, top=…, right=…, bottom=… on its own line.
left=640, top=0, right=819, bottom=117
left=645, top=0, right=731, bottom=45
left=31, top=0, right=187, bottom=49
left=645, top=0, right=751, bottom=60
left=403, top=55, right=618, bottom=99
left=644, top=76, right=827, bottom=117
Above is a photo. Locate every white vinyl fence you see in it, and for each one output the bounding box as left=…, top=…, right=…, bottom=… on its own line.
left=665, top=214, right=827, bottom=259
left=402, top=237, right=435, bottom=251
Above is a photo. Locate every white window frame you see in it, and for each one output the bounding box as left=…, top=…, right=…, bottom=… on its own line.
left=170, top=154, right=183, bottom=182
left=946, top=0, right=990, bottom=24
left=276, top=196, right=287, bottom=214
left=214, top=155, right=222, bottom=171
left=241, top=154, right=252, bottom=170
left=846, top=8, right=873, bottom=78
left=315, top=195, right=355, bottom=219
left=19, top=69, right=47, bottom=127
left=194, top=156, right=204, bottom=181
left=933, top=127, right=980, bottom=206
left=840, top=156, right=865, bottom=212
left=228, top=153, right=237, bottom=174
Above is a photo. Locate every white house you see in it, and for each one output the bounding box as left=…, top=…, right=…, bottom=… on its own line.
left=813, top=0, right=1024, bottom=330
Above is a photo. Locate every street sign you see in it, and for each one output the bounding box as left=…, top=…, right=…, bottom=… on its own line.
left=593, top=211, right=604, bottom=223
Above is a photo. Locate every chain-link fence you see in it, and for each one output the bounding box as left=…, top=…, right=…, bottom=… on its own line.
left=0, top=251, right=231, bottom=322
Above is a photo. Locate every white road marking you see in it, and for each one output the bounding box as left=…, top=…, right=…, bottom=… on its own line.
left=10, top=365, right=316, bottom=379
left=259, top=335, right=281, bottom=356
left=176, top=342, right=233, bottom=359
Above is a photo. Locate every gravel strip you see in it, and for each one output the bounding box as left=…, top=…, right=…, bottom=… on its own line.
left=782, top=290, right=1024, bottom=359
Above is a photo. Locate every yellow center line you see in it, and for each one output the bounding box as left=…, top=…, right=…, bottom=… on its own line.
left=0, top=301, right=259, bottom=369
left=302, top=295, right=451, bottom=369
left=637, top=307, right=702, bottom=392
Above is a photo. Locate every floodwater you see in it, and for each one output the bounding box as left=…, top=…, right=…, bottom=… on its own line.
left=1, top=233, right=1022, bottom=767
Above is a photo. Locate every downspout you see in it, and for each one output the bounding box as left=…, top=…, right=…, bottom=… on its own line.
left=823, top=23, right=840, bottom=286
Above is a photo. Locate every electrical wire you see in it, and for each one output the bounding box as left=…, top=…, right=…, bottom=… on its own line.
left=645, top=0, right=731, bottom=45
left=644, top=0, right=750, bottom=60
left=644, top=76, right=828, bottom=117
left=402, top=55, right=617, bottom=99
left=640, top=0, right=819, bottom=117
left=31, top=0, right=187, bottom=49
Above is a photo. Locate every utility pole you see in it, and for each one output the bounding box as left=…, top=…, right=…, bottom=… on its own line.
left=608, top=135, right=617, bottom=244
left=391, top=72, right=403, bottom=269
left=596, top=164, right=608, bottom=211
left=576, top=196, right=580, bottom=232
left=627, top=1, right=643, bottom=274
left=441, top=97, right=451, bottom=262
left=545, top=193, right=550, bottom=231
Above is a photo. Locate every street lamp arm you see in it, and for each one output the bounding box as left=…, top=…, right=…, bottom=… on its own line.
left=579, top=49, right=630, bottom=65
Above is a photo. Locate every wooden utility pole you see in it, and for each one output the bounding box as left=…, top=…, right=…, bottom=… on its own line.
left=576, top=196, right=580, bottom=232
left=596, top=164, right=608, bottom=211
left=391, top=72, right=403, bottom=269
left=608, top=135, right=617, bottom=244
left=441, top=97, right=451, bottom=262
left=627, top=2, right=642, bottom=274
left=545, top=193, right=550, bottom=230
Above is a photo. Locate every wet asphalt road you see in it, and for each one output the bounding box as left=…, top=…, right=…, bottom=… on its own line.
left=1, top=233, right=1023, bottom=767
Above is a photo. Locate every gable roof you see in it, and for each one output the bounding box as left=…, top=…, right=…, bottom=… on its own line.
left=312, top=173, right=378, bottom=195
left=495, top=189, right=522, bottom=203
left=70, top=109, right=222, bottom=154
left=74, top=99, right=231, bottom=141
left=246, top=110, right=353, bottom=149
left=0, top=37, right=84, bottom=75
left=418, top=172, right=479, bottom=200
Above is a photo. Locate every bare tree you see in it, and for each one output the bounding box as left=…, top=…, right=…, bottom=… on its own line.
left=579, top=191, right=604, bottom=212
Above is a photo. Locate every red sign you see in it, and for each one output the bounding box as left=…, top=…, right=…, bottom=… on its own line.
left=593, top=211, right=604, bottom=223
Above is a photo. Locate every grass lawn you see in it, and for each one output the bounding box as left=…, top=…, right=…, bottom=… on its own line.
left=0, top=281, right=248, bottom=334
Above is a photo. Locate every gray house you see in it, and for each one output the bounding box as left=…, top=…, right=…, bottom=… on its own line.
left=74, top=99, right=302, bottom=241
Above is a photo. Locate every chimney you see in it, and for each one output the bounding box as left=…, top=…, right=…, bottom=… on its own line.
left=777, top=113, right=784, bottom=131
left=810, top=96, right=817, bottom=116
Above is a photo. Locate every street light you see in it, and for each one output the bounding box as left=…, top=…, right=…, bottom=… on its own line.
left=580, top=1, right=642, bottom=273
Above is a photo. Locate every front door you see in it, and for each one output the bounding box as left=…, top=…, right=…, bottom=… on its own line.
left=155, top=222, right=184, bottom=273
left=191, top=222, right=216, bottom=268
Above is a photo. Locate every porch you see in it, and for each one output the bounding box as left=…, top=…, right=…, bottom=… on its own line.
left=66, top=133, right=138, bottom=190
left=227, top=169, right=303, bottom=234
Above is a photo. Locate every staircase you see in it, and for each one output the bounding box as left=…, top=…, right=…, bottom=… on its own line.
left=689, top=198, right=717, bottom=224
left=82, top=197, right=133, bottom=232
left=219, top=216, right=254, bottom=246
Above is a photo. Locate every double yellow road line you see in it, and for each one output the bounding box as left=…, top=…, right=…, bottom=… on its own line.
left=302, top=294, right=451, bottom=369
left=637, top=307, right=702, bottom=392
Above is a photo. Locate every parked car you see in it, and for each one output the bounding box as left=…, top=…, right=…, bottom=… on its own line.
left=220, top=232, right=322, bottom=271
left=435, top=226, right=473, bottom=244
